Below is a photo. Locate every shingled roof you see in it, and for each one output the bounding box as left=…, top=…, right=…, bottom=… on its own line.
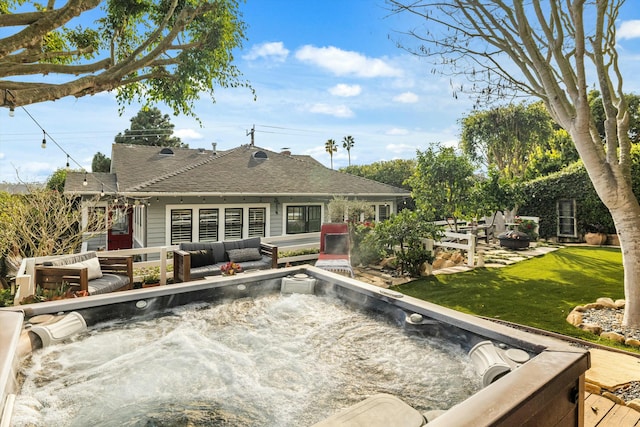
left=66, top=144, right=410, bottom=197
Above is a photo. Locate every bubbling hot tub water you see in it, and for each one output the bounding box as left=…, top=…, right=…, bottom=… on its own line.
left=12, top=293, right=481, bottom=426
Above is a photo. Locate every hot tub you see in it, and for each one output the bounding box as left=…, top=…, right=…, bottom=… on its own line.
left=0, top=266, right=589, bottom=426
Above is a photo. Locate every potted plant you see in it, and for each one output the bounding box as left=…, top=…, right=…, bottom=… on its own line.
left=584, top=224, right=607, bottom=246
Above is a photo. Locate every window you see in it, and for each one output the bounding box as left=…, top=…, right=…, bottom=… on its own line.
left=225, top=208, right=243, bottom=240
left=171, top=209, right=192, bottom=244
left=199, top=209, right=219, bottom=242
left=286, top=205, right=321, bottom=234
left=557, top=199, right=577, bottom=237
left=379, top=204, right=391, bottom=221
left=248, top=208, right=266, bottom=237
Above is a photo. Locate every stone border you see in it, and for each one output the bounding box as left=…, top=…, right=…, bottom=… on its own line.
left=565, top=298, right=639, bottom=348
left=567, top=297, right=640, bottom=412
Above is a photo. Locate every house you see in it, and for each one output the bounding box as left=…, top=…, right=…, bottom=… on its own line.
left=64, top=143, right=410, bottom=251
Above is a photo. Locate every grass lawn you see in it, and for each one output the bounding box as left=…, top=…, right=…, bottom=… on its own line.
left=394, top=246, right=635, bottom=352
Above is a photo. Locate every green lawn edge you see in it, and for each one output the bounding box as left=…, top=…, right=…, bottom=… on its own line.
left=393, top=246, right=638, bottom=353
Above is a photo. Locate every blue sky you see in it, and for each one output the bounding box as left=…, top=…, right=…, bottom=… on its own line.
left=1, top=1, right=640, bottom=183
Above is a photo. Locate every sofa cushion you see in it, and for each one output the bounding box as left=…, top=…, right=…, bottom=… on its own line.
left=67, top=257, right=103, bottom=280
left=88, top=273, right=129, bottom=295
left=223, top=240, right=244, bottom=253
left=227, top=247, right=262, bottom=263
left=242, top=237, right=261, bottom=249
left=210, top=242, right=226, bottom=263
left=188, top=249, right=214, bottom=268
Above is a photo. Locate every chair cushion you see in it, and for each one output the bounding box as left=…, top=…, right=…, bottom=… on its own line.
left=227, top=248, right=262, bottom=263
left=87, top=274, right=129, bottom=295
left=67, top=257, right=103, bottom=280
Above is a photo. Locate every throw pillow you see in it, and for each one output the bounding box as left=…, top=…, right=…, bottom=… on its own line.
left=227, top=248, right=263, bottom=263
left=188, top=249, right=213, bottom=268
left=67, top=257, right=103, bottom=280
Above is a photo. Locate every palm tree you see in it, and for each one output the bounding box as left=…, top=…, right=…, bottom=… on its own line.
left=325, top=139, right=338, bottom=169
left=342, top=135, right=355, bottom=166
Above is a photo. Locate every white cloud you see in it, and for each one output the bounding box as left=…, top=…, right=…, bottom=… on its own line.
left=174, top=128, right=204, bottom=140
left=385, top=128, right=409, bottom=136
left=243, top=41, right=289, bottom=62
left=0, top=152, right=4, bottom=159
left=308, top=103, right=354, bottom=118
left=295, top=45, right=403, bottom=78
left=329, top=84, right=362, bottom=97
left=619, top=20, right=640, bottom=40
left=393, top=92, right=419, bottom=103
left=386, top=143, right=417, bottom=155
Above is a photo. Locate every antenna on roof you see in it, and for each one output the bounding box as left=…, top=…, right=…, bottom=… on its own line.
left=246, top=124, right=255, bottom=146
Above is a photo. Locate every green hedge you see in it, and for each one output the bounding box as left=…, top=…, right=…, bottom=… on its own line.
left=520, top=145, right=640, bottom=239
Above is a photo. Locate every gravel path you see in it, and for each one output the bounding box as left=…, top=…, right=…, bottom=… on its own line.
left=581, top=307, right=640, bottom=403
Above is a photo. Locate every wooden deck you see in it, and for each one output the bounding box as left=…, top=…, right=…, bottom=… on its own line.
left=585, top=392, right=640, bottom=426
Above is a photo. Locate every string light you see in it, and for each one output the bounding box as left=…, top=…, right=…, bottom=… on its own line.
left=83, top=172, right=88, bottom=186
left=66, top=155, right=70, bottom=169
left=9, top=107, right=14, bottom=117
left=41, top=130, right=46, bottom=149
left=100, top=184, right=105, bottom=197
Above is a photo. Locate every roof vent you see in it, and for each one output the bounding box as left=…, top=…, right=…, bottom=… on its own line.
left=253, top=151, right=268, bottom=160
left=159, top=148, right=174, bottom=156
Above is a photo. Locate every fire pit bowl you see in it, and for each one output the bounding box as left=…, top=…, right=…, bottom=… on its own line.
left=498, top=230, right=531, bottom=249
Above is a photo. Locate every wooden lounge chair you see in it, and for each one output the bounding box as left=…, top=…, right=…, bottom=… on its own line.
left=314, top=223, right=354, bottom=277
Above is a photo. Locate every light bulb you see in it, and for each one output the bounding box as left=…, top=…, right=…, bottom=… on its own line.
left=9, top=107, right=15, bottom=117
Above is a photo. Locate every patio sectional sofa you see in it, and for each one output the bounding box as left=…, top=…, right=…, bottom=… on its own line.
left=173, top=237, right=278, bottom=282
left=34, top=251, right=133, bottom=295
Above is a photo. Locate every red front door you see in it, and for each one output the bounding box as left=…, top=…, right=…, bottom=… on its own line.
left=108, top=206, right=133, bottom=250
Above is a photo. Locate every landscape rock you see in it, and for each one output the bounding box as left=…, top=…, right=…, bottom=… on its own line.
left=596, top=297, right=617, bottom=309
left=432, top=259, right=445, bottom=270
left=600, top=331, right=626, bottom=343
left=450, top=252, right=464, bottom=264
left=578, top=323, right=602, bottom=335
left=585, top=382, right=601, bottom=394
left=420, top=262, right=433, bottom=276
left=573, top=305, right=586, bottom=312
left=583, top=302, right=605, bottom=310
left=439, top=252, right=452, bottom=260
left=602, top=391, right=625, bottom=405
left=627, top=398, right=640, bottom=412
left=615, top=299, right=626, bottom=309
left=442, top=260, right=456, bottom=268
left=625, top=338, right=640, bottom=348
left=566, top=311, right=583, bottom=326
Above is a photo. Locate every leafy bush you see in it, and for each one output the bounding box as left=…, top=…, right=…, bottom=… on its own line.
left=374, top=210, right=440, bottom=277
left=349, top=221, right=385, bottom=266
left=0, top=288, right=13, bottom=307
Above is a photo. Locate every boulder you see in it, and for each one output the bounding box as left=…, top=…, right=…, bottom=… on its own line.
left=450, top=252, right=464, bottom=264
left=602, top=391, right=625, bottom=405
left=420, top=262, right=433, bottom=276
left=442, top=260, right=456, bottom=268
left=585, top=382, right=601, bottom=394
left=596, top=297, right=617, bottom=309
left=578, top=323, right=602, bottom=335
left=627, top=399, right=640, bottom=412
left=583, top=302, right=605, bottom=310
left=625, top=338, right=640, bottom=348
left=615, top=299, right=626, bottom=309
left=432, top=258, right=446, bottom=270
left=600, top=331, right=626, bottom=343
left=566, top=311, right=583, bottom=327
left=439, top=252, right=452, bottom=260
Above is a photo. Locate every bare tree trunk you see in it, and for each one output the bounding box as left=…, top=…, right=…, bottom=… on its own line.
left=609, top=198, right=640, bottom=326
